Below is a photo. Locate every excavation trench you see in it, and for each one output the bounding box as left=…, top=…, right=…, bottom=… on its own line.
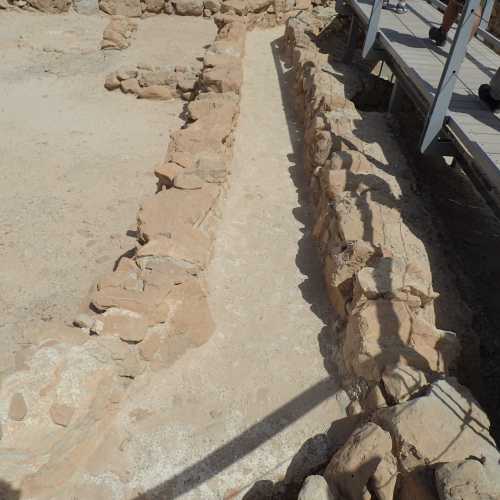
left=1, top=7, right=499, bottom=499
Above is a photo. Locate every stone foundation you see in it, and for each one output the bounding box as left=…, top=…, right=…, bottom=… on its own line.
left=282, top=10, right=500, bottom=500
left=0, top=14, right=248, bottom=498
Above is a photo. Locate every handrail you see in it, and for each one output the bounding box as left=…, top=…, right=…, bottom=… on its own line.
left=362, top=0, right=384, bottom=57
left=420, top=0, right=483, bottom=152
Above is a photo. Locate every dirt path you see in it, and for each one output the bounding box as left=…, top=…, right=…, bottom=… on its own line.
left=0, top=12, right=215, bottom=376
left=126, top=27, right=349, bottom=499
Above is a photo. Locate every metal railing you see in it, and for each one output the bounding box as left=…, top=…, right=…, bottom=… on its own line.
left=359, top=0, right=499, bottom=153
left=420, top=0, right=482, bottom=152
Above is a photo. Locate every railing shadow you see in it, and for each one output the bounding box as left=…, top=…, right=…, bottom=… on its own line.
left=0, top=479, right=21, bottom=500
left=132, top=378, right=340, bottom=499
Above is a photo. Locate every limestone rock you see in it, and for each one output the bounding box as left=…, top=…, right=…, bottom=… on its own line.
left=323, top=240, right=378, bottom=318
left=298, top=475, right=335, bottom=500
left=202, top=64, right=243, bottom=94
left=247, top=0, right=272, bottom=12
left=187, top=91, right=239, bottom=122
left=329, top=191, right=390, bottom=248
left=154, top=162, right=184, bottom=190
left=353, top=256, right=438, bottom=310
left=99, top=337, right=145, bottom=378
left=174, top=0, right=203, bottom=14
left=104, top=71, right=120, bottom=90
left=49, top=403, right=74, bottom=427
left=26, top=0, right=70, bottom=12
left=213, top=11, right=244, bottom=27
left=220, top=0, right=247, bottom=15
left=143, top=0, right=164, bottom=11
left=174, top=169, right=204, bottom=190
left=177, top=74, right=198, bottom=93
left=73, top=313, right=96, bottom=329
left=295, top=0, right=311, bottom=9
left=91, top=287, right=151, bottom=315
left=435, top=459, right=500, bottom=500
left=363, top=384, right=387, bottom=412
left=343, top=299, right=459, bottom=383
left=99, top=0, right=142, bottom=16
left=137, top=85, right=176, bottom=100
left=101, top=16, right=137, bottom=50
left=324, top=422, right=396, bottom=500
left=376, top=378, right=500, bottom=483
left=136, top=185, right=220, bottom=243
left=203, top=51, right=240, bottom=70
left=168, top=118, right=233, bottom=159
left=138, top=69, right=177, bottom=87
left=74, top=0, right=99, bottom=14
left=102, top=308, right=148, bottom=343
left=136, top=228, right=211, bottom=270
left=138, top=256, right=190, bottom=292
left=169, top=151, right=195, bottom=169
left=167, top=278, right=215, bottom=346
left=194, top=156, right=229, bottom=184
left=381, top=363, right=428, bottom=404
left=204, top=0, right=220, bottom=11
left=138, top=328, right=162, bottom=361
left=326, top=150, right=374, bottom=172
left=116, top=67, right=138, bottom=81
left=121, top=78, right=141, bottom=94
left=371, top=451, right=398, bottom=500
left=9, top=393, right=27, bottom=421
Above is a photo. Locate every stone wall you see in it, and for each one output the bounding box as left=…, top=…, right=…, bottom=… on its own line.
left=0, top=0, right=317, bottom=24
left=282, top=11, right=500, bottom=500
left=0, top=14, right=248, bottom=498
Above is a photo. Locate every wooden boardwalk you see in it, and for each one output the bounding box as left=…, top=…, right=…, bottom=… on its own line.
left=349, top=0, right=500, bottom=195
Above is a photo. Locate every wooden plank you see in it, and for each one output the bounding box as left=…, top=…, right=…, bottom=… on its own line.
left=471, top=136, right=500, bottom=148
left=480, top=143, right=500, bottom=154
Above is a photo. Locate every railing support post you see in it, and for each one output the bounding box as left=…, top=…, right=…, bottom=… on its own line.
left=479, top=0, right=495, bottom=33
left=419, top=0, right=481, bottom=153
left=362, top=0, right=384, bottom=58
left=344, top=15, right=359, bottom=63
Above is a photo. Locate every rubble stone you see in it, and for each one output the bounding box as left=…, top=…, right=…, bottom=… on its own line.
left=174, top=0, right=203, bottom=15
left=100, top=0, right=141, bottom=16
left=435, top=459, right=500, bottom=500
left=298, top=475, right=335, bottom=500
left=381, top=363, right=428, bottom=404
left=324, top=422, right=396, bottom=500
left=49, top=403, right=75, bottom=427
left=376, top=378, right=500, bottom=483
left=9, top=393, right=28, bottom=421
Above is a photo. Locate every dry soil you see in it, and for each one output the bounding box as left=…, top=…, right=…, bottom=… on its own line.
left=0, top=11, right=216, bottom=378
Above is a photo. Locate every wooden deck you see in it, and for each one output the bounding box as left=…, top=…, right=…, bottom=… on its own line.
left=348, top=0, right=500, bottom=194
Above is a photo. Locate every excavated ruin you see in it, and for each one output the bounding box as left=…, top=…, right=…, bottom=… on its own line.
left=0, top=2, right=500, bottom=500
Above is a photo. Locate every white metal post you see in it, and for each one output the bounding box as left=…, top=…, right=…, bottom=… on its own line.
left=420, top=0, right=481, bottom=153
left=362, top=0, right=384, bottom=58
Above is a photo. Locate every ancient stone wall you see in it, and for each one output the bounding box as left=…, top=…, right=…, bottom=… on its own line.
left=0, top=0, right=318, bottom=25
left=0, top=14, right=248, bottom=498
left=284, top=11, right=500, bottom=500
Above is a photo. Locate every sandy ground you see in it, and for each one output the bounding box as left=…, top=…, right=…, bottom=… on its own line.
left=121, top=28, right=349, bottom=499
left=0, top=11, right=216, bottom=378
